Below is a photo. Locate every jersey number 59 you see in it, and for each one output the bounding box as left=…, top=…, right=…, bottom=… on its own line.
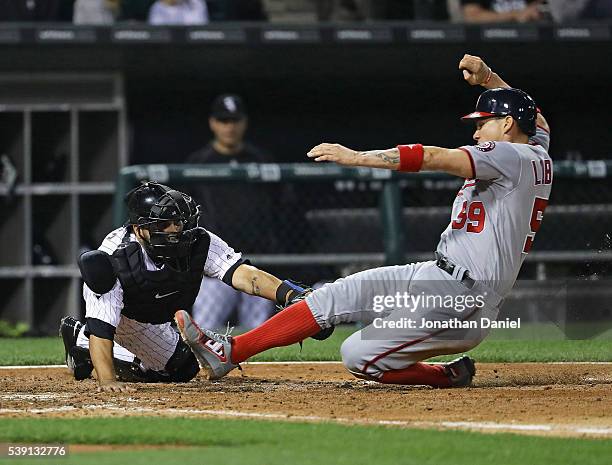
left=452, top=200, right=485, bottom=233
left=523, top=197, right=549, bottom=254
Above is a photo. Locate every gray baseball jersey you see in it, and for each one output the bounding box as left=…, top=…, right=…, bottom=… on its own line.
left=307, top=126, right=553, bottom=378
left=437, top=126, right=552, bottom=296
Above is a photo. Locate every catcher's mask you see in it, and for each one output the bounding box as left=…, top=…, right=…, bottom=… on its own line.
left=125, top=181, right=201, bottom=271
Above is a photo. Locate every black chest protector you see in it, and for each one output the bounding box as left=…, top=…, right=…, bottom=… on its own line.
left=110, top=228, right=210, bottom=324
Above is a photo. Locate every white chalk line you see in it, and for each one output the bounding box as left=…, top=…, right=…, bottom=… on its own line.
left=0, top=362, right=337, bottom=369
left=0, top=404, right=610, bottom=437
left=0, top=393, right=71, bottom=401
left=1, top=361, right=611, bottom=370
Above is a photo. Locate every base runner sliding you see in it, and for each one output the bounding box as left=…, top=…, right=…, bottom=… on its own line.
left=175, top=53, right=553, bottom=388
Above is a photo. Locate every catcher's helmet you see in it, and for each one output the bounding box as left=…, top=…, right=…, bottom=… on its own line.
left=461, top=88, right=537, bottom=136
left=125, top=181, right=201, bottom=271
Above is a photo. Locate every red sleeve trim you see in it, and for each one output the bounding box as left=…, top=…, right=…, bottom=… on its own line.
left=397, top=144, right=424, bottom=172
left=459, top=147, right=476, bottom=179
left=536, top=124, right=550, bottom=134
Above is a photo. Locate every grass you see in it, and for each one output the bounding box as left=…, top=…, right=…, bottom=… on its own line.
left=0, top=417, right=610, bottom=465
left=0, top=324, right=610, bottom=366
left=0, top=337, right=64, bottom=365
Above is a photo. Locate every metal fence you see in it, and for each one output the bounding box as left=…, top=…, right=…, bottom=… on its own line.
left=114, top=161, right=612, bottom=284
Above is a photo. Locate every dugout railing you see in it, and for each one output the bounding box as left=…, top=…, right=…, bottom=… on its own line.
left=114, top=160, right=612, bottom=268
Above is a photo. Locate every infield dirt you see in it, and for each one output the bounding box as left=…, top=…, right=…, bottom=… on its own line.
left=1, top=363, right=610, bottom=438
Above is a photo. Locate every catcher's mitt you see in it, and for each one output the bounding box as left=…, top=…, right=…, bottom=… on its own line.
left=276, top=280, right=335, bottom=341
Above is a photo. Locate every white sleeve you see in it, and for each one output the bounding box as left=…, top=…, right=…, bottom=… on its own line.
left=83, top=280, right=123, bottom=328
left=203, top=231, right=243, bottom=280
left=460, top=141, right=522, bottom=185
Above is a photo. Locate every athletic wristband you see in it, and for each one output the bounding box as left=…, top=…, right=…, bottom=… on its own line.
left=276, top=280, right=305, bottom=305
left=222, top=258, right=250, bottom=286
left=397, top=144, right=424, bottom=172
left=85, top=317, right=115, bottom=341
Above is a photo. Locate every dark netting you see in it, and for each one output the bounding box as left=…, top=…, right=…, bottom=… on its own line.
left=178, top=181, right=382, bottom=255
left=174, top=173, right=612, bottom=282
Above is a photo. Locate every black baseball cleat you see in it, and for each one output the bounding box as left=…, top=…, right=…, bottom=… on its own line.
left=114, top=358, right=171, bottom=383
left=442, top=356, right=476, bottom=387
left=59, top=316, right=81, bottom=364
left=59, top=316, right=94, bottom=381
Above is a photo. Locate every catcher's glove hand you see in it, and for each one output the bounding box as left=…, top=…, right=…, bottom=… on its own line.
left=276, top=280, right=335, bottom=341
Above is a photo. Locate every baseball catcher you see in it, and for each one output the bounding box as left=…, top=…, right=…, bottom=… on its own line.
left=60, top=181, right=329, bottom=392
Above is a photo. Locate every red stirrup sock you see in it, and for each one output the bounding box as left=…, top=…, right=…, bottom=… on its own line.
left=231, top=300, right=322, bottom=364
left=380, top=362, right=451, bottom=387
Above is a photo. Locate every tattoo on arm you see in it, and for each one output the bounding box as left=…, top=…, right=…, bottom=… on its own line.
left=251, top=276, right=261, bottom=296
left=359, top=150, right=399, bottom=165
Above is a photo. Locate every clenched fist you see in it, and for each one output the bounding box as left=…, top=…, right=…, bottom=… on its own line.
left=459, top=54, right=491, bottom=86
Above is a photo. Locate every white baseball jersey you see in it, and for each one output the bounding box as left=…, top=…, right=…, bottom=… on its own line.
left=83, top=226, right=243, bottom=329
left=436, top=126, right=553, bottom=296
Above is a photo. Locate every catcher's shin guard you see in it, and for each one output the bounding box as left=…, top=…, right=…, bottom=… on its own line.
left=115, top=339, right=200, bottom=383
left=60, top=316, right=94, bottom=381
left=69, top=346, right=95, bottom=381
left=163, top=338, right=200, bottom=382
left=60, top=316, right=170, bottom=383
left=114, top=358, right=171, bottom=383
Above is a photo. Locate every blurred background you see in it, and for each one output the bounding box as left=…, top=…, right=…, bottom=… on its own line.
left=0, top=0, right=610, bottom=336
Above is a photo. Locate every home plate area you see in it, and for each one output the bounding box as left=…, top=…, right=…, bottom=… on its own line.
left=1, top=362, right=610, bottom=438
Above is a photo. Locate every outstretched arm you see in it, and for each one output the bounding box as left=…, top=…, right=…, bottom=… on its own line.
left=307, top=143, right=474, bottom=179
left=459, top=53, right=549, bottom=132
left=231, top=264, right=311, bottom=307
left=231, top=264, right=281, bottom=301
left=206, top=230, right=304, bottom=306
